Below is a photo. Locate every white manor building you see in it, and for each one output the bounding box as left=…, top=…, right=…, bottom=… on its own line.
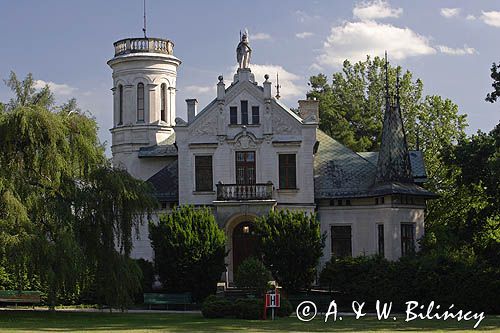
left=108, top=34, right=435, bottom=283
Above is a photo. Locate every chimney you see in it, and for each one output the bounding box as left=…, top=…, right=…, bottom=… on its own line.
left=298, top=98, right=319, bottom=122
left=186, top=99, right=198, bottom=123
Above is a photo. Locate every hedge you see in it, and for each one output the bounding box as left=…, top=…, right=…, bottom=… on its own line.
left=319, top=255, right=500, bottom=313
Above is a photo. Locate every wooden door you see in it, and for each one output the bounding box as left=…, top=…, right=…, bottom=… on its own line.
left=232, top=221, right=258, bottom=276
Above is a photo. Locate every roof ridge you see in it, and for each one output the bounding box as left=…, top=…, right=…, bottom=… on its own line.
left=316, top=129, right=377, bottom=165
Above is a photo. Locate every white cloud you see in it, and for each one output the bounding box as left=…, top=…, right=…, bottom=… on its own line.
left=185, top=85, right=213, bottom=95
left=481, top=11, right=500, bottom=27
left=353, top=0, right=402, bottom=20
left=440, top=8, right=461, bottom=18
left=295, top=10, right=321, bottom=23
left=437, top=45, right=477, bottom=55
left=317, top=20, right=435, bottom=67
left=228, top=64, right=303, bottom=100
left=466, top=14, right=476, bottom=21
left=309, top=63, right=323, bottom=71
left=34, top=79, right=77, bottom=96
left=296, top=32, right=314, bottom=39
left=251, top=33, right=272, bottom=41
left=250, top=64, right=303, bottom=99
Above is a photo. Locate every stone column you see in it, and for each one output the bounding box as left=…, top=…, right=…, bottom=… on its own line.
left=168, top=86, right=176, bottom=126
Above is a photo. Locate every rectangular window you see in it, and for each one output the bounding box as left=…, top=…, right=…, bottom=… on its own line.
left=331, top=226, right=352, bottom=257
left=235, top=151, right=256, bottom=185
left=241, top=100, right=248, bottom=125
left=160, top=83, right=166, bottom=122
left=137, top=83, right=145, bottom=122
left=378, top=224, right=384, bottom=256
left=230, top=106, right=237, bottom=125
left=195, top=156, right=213, bottom=191
left=279, top=154, right=296, bottom=189
left=252, top=106, right=260, bottom=124
left=401, top=223, right=415, bottom=256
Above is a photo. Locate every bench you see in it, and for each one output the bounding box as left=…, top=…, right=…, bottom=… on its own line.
left=143, top=292, right=193, bottom=310
left=0, top=290, right=42, bottom=308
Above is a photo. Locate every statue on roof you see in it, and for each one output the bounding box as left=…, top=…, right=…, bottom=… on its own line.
left=236, top=30, right=252, bottom=69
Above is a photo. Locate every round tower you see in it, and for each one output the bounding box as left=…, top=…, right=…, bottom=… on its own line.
left=108, top=37, right=181, bottom=177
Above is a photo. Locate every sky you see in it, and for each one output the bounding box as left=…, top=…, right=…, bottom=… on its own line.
left=0, top=0, right=499, bottom=154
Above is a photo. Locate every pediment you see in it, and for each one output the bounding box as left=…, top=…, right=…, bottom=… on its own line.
left=271, top=104, right=302, bottom=135
left=188, top=111, right=218, bottom=137
left=224, top=80, right=264, bottom=106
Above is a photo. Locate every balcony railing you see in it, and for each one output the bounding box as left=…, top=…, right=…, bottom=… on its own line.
left=216, top=182, right=273, bottom=201
left=113, top=37, right=174, bottom=57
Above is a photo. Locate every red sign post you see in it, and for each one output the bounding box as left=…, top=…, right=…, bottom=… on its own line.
left=263, top=289, right=281, bottom=320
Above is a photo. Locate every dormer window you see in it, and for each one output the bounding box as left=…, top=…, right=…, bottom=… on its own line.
left=229, top=102, right=259, bottom=125
left=160, top=83, right=166, bottom=122
left=252, top=106, right=259, bottom=124
left=241, top=100, right=248, bottom=125
left=230, top=106, right=237, bottom=125
left=137, top=83, right=145, bottom=122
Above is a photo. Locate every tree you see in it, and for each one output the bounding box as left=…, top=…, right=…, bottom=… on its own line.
left=76, top=166, right=157, bottom=308
left=254, top=210, right=325, bottom=292
left=486, top=62, right=500, bottom=103
left=234, top=257, right=272, bottom=296
left=423, top=122, right=500, bottom=265
left=0, top=72, right=156, bottom=309
left=149, top=205, right=226, bottom=301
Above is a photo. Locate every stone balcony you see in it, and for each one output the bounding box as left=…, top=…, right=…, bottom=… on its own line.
left=216, top=182, right=273, bottom=201
left=113, top=37, right=174, bottom=57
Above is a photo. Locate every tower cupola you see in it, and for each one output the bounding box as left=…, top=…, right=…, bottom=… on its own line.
left=108, top=36, right=181, bottom=173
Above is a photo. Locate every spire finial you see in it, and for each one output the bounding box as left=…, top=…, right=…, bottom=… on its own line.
left=384, top=51, right=390, bottom=109
left=142, top=0, right=147, bottom=38
left=275, top=72, right=281, bottom=99
left=396, top=67, right=401, bottom=107
left=416, top=124, right=420, bottom=151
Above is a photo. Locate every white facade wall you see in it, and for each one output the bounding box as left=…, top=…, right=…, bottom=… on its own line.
left=317, top=202, right=425, bottom=266
left=175, top=75, right=317, bottom=209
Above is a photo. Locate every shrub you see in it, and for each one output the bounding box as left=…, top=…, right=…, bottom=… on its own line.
left=201, top=295, right=233, bottom=318
left=234, top=298, right=264, bottom=320
left=234, top=258, right=272, bottom=295
left=134, top=259, right=155, bottom=303
left=254, top=210, right=325, bottom=292
left=319, top=254, right=500, bottom=313
left=319, top=255, right=394, bottom=304
left=149, top=205, right=226, bottom=301
left=276, top=297, right=293, bottom=317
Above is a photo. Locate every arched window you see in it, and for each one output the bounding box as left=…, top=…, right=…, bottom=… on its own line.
left=118, top=84, right=123, bottom=125
left=160, top=83, right=166, bottom=122
left=137, top=83, right=145, bottom=122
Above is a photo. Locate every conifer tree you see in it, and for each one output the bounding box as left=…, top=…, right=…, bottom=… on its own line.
left=149, top=205, right=226, bottom=301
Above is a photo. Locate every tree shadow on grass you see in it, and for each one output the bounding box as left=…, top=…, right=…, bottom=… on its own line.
left=0, top=311, right=498, bottom=332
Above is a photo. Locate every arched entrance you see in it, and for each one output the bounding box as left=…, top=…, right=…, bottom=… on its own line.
left=232, top=221, right=259, bottom=276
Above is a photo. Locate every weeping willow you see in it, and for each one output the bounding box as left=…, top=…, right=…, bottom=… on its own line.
left=0, top=72, right=157, bottom=309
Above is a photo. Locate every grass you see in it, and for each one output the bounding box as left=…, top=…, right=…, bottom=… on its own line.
left=0, top=311, right=499, bottom=332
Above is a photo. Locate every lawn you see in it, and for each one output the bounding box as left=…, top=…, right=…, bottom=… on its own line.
left=0, top=311, right=499, bottom=332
